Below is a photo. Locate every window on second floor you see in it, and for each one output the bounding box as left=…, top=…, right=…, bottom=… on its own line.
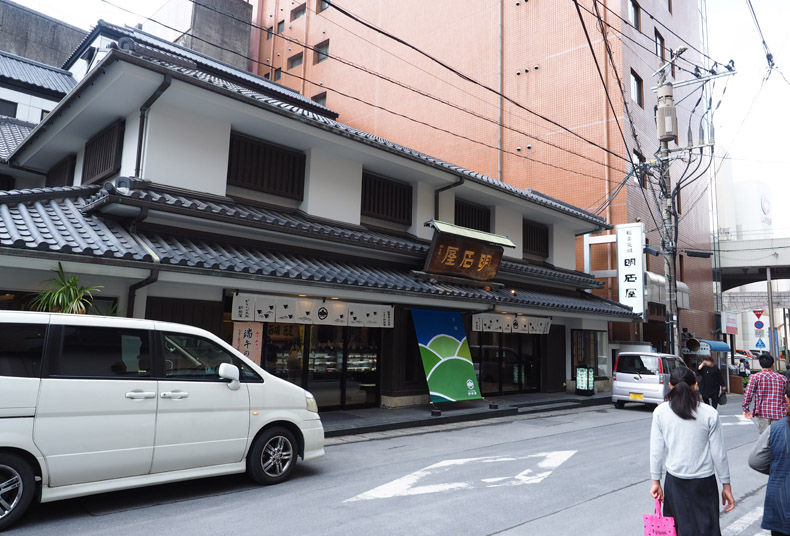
left=274, top=68, right=282, bottom=81
left=455, top=199, right=490, bottom=233
left=287, top=52, right=303, bottom=70
left=0, top=98, right=17, bottom=118
left=630, top=70, right=644, bottom=108
left=82, top=119, right=124, bottom=185
left=311, top=91, right=327, bottom=106
left=314, top=40, right=329, bottom=63
left=277, top=20, right=285, bottom=33
left=654, top=29, right=665, bottom=63
left=628, top=0, right=640, bottom=31
left=291, top=4, right=306, bottom=21
left=523, top=219, right=549, bottom=259
left=361, top=172, right=412, bottom=226
left=264, top=72, right=270, bottom=79
left=227, top=132, right=306, bottom=201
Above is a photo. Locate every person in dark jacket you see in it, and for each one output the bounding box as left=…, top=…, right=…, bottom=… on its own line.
left=698, top=356, right=725, bottom=409
left=748, top=381, right=790, bottom=536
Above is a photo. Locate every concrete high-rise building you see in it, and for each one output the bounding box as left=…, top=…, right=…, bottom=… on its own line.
left=247, top=0, right=717, bottom=351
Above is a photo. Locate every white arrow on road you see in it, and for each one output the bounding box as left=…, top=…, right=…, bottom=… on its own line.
left=345, top=450, right=576, bottom=502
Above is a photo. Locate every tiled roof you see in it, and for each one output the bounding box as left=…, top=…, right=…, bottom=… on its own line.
left=0, top=186, right=635, bottom=318
left=0, top=115, right=35, bottom=162
left=0, top=50, right=76, bottom=96
left=84, top=179, right=603, bottom=288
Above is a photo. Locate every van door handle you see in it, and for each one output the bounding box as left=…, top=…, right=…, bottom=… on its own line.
left=126, top=391, right=156, bottom=400
left=161, top=391, right=189, bottom=400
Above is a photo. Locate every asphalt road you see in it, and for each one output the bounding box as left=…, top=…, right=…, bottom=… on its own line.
left=6, top=396, right=774, bottom=535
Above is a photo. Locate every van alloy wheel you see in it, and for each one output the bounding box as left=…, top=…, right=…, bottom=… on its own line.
left=0, top=464, right=23, bottom=520
left=261, top=435, right=294, bottom=478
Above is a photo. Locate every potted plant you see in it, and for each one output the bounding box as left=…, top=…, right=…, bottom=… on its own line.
left=30, top=262, right=103, bottom=314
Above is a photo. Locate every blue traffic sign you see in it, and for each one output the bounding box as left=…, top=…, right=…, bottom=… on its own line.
left=755, top=320, right=765, bottom=329
left=755, top=338, right=767, bottom=348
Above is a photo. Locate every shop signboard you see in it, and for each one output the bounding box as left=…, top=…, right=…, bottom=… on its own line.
left=616, top=222, right=645, bottom=317
left=472, top=313, right=551, bottom=334
left=723, top=312, right=738, bottom=335
left=231, top=321, right=263, bottom=365
left=424, top=234, right=504, bottom=281
left=231, top=293, right=393, bottom=328
left=411, top=309, right=482, bottom=403
left=231, top=293, right=255, bottom=321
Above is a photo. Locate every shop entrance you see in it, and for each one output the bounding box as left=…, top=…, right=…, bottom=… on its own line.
left=469, top=332, right=541, bottom=396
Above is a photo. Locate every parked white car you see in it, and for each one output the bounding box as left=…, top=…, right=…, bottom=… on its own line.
left=0, top=311, right=324, bottom=531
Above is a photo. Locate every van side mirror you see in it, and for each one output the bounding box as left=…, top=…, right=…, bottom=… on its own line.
left=218, top=363, right=241, bottom=391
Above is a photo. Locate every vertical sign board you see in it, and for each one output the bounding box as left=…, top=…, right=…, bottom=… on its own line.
left=411, top=309, right=481, bottom=403
left=232, top=321, right=263, bottom=365
left=723, top=312, right=738, bottom=335
left=616, top=222, right=645, bottom=317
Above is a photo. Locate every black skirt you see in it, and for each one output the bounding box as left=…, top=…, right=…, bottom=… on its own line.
left=663, top=473, right=721, bottom=536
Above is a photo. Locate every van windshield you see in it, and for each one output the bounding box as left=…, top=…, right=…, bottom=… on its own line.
left=617, top=355, right=660, bottom=375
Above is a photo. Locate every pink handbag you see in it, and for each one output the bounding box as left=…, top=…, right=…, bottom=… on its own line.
left=643, top=498, right=677, bottom=536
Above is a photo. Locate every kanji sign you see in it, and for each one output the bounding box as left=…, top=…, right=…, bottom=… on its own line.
left=425, top=234, right=503, bottom=281
left=231, top=321, right=263, bottom=365
left=616, top=222, right=645, bottom=316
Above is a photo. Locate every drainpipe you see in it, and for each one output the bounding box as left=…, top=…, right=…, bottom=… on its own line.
left=126, top=214, right=161, bottom=318
left=134, top=74, right=172, bottom=178
left=434, top=176, right=464, bottom=220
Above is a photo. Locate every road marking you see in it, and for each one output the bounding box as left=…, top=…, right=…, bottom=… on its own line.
left=721, top=506, right=763, bottom=536
left=722, top=415, right=753, bottom=426
left=345, top=450, right=576, bottom=502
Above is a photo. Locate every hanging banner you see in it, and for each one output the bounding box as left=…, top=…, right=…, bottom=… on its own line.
left=616, top=222, right=645, bottom=317
left=231, top=293, right=255, bottom=321
left=231, top=322, right=263, bottom=365
left=232, top=293, right=393, bottom=328
left=411, top=309, right=481, bottom=403
left=472, top=313, right=551, bottom=334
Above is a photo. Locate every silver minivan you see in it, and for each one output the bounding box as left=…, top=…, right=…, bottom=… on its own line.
left=612, top=352, right=688, bottom=408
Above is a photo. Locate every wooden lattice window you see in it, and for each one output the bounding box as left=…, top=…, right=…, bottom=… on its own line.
left=361, top=172, right=412, bottom=225
left=455, top=199, right=490, bottom=232
left=227, top=132, right=305, bottom=201
left=82, top=120, right=124, bottom=185
left=523, top=219, right=549, bottom=259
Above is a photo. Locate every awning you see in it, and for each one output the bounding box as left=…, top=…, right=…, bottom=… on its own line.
left=425, top=220, right=516, bottom=248
left=699, top=339, right=731, bottom=352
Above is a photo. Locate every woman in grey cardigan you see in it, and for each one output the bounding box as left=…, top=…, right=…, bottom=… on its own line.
left=650, top=367, right=734, bottom=535
left=748, top=382, right=790, bottom=536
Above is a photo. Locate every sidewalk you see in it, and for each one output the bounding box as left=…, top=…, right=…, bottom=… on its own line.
left=319, top=391, right=613, bottom=437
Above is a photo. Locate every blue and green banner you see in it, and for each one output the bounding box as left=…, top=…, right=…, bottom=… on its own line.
left=411, top=309, right=481, bottom=403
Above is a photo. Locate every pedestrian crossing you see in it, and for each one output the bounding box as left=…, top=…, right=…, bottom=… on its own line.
left=722, top=507, right=769, bottom=536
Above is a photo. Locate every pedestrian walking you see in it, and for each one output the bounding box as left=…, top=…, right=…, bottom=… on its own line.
left=698, top=356, right=725, bottom=409
left=650, top=367, right=734, bottom=536
left=748, top=382, right=790, bottom=536
left=743, top=354, right=789, bottom=434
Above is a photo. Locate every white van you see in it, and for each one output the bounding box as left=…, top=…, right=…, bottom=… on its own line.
left=0, top=311, right=324, bottom=531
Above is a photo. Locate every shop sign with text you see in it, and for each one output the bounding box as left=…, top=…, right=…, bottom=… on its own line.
left=424, top=234, right=503, bottom=281
left=616, top=222, right=645, bottom=316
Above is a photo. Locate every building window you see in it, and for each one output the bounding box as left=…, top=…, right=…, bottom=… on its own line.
left=317, top=0, right=330, bottom=12
left=314, top=40, right=329, bottom=63
left=667, top=0, right=672, bottom=13
left=227, top=132, right=306, bottom=201
left=361, top=172, right=413, bottom=225
left=676, top=189, right=682, bottom=214
left=291, top=4, right=306, bottom=21
left=287, top=52, right=303, bottom=69
left=523, top=219, right=549, bottom=259
left=311, top=91, right=327, bottom=106
left=82, top=119, right=124, bottom=185
left=455, top=199, right=491, bottom=232
left=630, top=70, right=644, bottom=108
left=678, top=254, right=685, bottom=282
left=628, top=0, right=640, bottom=31
left=572, top=330, right=608, bottom=377
left=266, top=26, right=273, bottom=39
left=654, top=29, right=665, bottom=63
left=46, top=154, right=76, bottom=188
left=274, top=68, right=282, bottom=81
left=277, top=20, right=285, bottom=33
left=264, top=72, right=270, bottom=79
left=0, top=99, right=17, bottom=118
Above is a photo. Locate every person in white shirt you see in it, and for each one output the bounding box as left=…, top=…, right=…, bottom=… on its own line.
left=650, top=367, right=734, bottom=535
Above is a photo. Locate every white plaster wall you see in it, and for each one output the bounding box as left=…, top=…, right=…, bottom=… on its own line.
left=301, top=148, right=362, bottom=225
left=548, top=225, right=575, bottom=270
left=119, top=112, right=141, bottom=177
left=0, top=87, right=58, bottom=123
left=436, top=189, right=455, bottom=223
left=143, top=104, right=231, bottom=196
left=493, top=205, right=523, bottom=259
left=410, top=181, right=435, bottom=240
left=72, top=147, right=85, bottom=186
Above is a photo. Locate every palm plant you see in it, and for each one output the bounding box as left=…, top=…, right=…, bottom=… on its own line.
left=30, top=262, right=103, bottom=314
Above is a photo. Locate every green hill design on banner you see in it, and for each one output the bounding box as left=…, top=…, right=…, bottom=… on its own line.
left=418, top=334, right=480, bottom=402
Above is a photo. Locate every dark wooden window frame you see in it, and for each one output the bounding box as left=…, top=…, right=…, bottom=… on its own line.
left=455, top=198, right=491, bottom=233
left=523, top=219, right=550, bottom=259
left=82, top=119, right=124, bottom=185
left=227, top=132, right=306, bottom=201
left=361, top=172, right=413, bottom=226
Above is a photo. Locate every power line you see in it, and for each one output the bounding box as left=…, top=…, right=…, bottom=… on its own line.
left=98, top=0, right=618, bottom=186
left=323, top=0, right=630, bottom=164
left=745, top=0, right=775, bottom=70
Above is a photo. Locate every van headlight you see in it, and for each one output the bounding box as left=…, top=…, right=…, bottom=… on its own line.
left=305, top=392, right=318, bottom=413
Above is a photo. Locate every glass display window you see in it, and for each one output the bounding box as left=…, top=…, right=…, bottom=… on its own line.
left=346, top=327, right=379, bottom=406
left=572, top=330, right=608, bottom=377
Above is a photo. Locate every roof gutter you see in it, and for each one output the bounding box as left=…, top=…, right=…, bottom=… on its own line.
left=133, top=69, right=171, bottom=178
left=126, top=217, right=160, bottom=318
left=434, top=176, right=464, bottom=220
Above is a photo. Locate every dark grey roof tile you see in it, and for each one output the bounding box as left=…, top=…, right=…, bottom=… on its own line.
left=0, top=50, right=76, bottom=96
left=0, top=115, right=35, bottom=161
